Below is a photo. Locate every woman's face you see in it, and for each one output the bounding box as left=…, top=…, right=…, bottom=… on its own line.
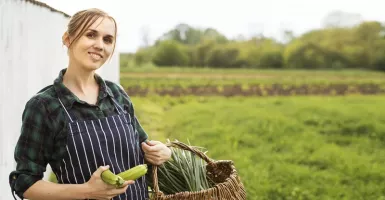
left=67, top=17, right=116, bottom=71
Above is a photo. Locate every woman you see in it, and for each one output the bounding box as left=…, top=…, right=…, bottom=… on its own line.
left=9, top=8, right=171, bottom=200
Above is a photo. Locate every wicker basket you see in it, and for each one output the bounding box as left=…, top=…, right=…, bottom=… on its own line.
left=149, top=141, right=247, bottom=200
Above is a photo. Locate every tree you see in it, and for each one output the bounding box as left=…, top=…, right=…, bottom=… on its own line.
left=139, top=25, right=151, bottom=48
left=322, top=10, right=363, bottom=28
left=354, top=21, right=384, bottom=67
left=282, top=29, right=295, bottom=44
left=156, top=23, right=228, bottom=45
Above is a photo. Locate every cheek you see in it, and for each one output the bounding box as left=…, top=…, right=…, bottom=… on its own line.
left=73, top=46, right=87, bottom=55
left=104, top=45, right=114, bottom=57
left=81, top=41, right=94, bottom=51
left=74, top=38, right=93, bottom=51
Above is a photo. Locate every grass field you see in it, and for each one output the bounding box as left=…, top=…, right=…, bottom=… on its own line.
left=120, top=67, right=385, bottom=199
left=132, top=95, right=385, bottom=200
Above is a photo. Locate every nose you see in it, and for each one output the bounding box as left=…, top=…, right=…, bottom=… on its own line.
left=94, top=38, right=104, bottom=51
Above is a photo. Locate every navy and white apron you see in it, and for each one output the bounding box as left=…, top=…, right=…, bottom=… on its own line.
left=54, top=97, right=149, bottom=200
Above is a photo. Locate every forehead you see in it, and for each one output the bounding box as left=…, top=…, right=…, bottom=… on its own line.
left=88, top=17, right=116, bottom=36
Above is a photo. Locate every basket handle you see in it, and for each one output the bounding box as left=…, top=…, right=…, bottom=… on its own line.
left=151, top=140, right=214, bottom=195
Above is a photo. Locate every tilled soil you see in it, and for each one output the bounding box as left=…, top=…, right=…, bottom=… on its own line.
left=125, top=83, right=385, bottom=97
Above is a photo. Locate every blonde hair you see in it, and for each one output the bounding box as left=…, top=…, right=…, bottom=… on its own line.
left=65, top=8, right=117, bottom=57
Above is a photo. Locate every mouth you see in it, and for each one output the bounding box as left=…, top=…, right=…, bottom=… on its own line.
left=88, top=52, right=103, bottom=61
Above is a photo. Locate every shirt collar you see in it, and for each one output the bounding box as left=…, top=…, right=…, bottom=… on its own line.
left=53, top=68, right=114, bottom=108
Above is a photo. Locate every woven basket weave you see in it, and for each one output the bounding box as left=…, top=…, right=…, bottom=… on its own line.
left=149, top=141, right=247, bottom=200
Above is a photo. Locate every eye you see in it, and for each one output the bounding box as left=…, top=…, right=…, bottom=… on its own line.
left=86, top=32, right=96, bottom=38
left=104, top=37, right=113, bottom=44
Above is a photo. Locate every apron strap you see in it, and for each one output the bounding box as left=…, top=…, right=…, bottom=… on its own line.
left=58, top=98, right=74, bottom=123
left=11, top=189, right=22, bottom=200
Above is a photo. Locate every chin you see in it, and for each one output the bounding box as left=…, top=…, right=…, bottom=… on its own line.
left=83, top=62, right=104, bottom=71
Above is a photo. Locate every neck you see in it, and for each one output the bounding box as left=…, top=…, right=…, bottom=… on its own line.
left=63, top=65, right=98, bottom=95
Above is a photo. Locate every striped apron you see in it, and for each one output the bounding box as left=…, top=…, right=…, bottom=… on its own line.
left=55, top=97, right=148, bottom=200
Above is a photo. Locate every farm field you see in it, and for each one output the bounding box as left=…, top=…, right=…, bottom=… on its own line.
left=120, top=67, right=385, bottom=97
left=121, top=67, right=385, bottom=199
left=132, top=95, right=385, bottom=200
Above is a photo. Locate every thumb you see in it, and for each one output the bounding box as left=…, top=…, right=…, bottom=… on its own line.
left=146, top=140, right=161, bottom=146
left=94, top=165, right=110, bottom=176
left=141, top=142, right=151, bottom=151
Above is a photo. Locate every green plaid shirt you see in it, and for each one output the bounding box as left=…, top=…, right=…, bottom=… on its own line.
left=9, top=68, right=148, bottom=199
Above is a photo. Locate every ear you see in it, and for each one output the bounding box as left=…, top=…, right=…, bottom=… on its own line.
left=62, top=32, right=71, bottom=48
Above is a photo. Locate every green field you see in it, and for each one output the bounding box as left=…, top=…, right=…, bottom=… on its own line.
left=120, top=68, right=385, bottom=199
left=132, top=95, right=385, bottom=200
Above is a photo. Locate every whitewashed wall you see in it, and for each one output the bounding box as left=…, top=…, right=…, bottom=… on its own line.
left=0, top=0, right=120, bottom=199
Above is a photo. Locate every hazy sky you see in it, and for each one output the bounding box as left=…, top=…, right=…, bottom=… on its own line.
left=39, top=0, right=385, bottom=52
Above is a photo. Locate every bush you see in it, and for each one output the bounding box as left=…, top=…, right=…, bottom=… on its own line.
left=205, top=45, right=240, bottom=68
left=134, top=47, right=154, bottom=66
left=284, top=41, right=349, bottom=69
left=152, top=40, right=189, bottom=66
left=195, top=40, right=216, bottom=67
left=259, top=50, right=284, bottom=68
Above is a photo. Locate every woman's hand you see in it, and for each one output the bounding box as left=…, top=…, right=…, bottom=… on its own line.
left=83, top=165, right=134, bottom=200
left=141, top=140, right=172, bottom=165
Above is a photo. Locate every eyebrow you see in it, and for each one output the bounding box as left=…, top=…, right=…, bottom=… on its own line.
left=87, top=29, right=114, bottom=38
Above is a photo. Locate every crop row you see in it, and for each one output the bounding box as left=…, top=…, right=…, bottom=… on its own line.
left=125, top=83, right=385, bottom=96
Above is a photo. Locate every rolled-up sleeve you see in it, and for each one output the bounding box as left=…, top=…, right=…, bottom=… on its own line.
left=9, top=97, right=50, bottom=199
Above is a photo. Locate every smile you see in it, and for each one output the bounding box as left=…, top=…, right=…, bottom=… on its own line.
left=88, top=52, right=103, bottom=60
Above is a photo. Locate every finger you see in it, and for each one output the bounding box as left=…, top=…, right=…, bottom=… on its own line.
left=145, top=155, right=165, bottom=165
left=146, top=140, right=161, bottom=146
left=141, top=142, right=162, bottom=152
left=93, top=165, right=110, bottom=176
left=122, top=180, right=135, bottom=186
left=143, top=144, right=164, bottom=152
left=105, top=180, right=133, bottom=190
left=145, top=154, right=160, bottom=161
left=147, top=159, right=163, bottom=166
left=112, top=184, right=130, bottom=196
left=145, top=157, right=157, bottom=165
left=141, top=142, right=151, bottom=152
left=144, top=153, right=157, bottom=160
left=144, top=149, right=160, bottom=156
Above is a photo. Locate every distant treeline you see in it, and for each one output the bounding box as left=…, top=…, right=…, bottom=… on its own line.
left=124, top=21, right=385, bottom=71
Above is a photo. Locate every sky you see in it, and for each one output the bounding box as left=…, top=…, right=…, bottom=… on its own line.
left=39, top=0, right=385, bottom=53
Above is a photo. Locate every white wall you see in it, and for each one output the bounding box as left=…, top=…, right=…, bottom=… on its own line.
left=0, top=0, right=119, bottom=199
